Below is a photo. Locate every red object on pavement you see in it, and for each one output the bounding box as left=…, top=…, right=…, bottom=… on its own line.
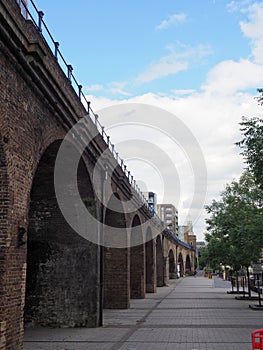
left=252, top=329, right=263, bottom=349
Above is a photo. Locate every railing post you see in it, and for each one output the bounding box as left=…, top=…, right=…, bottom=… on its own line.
left=94, top=114, right=98, bottom=127
left=38, top=11, right=44, bottom=32
left=54, top=42, right=59, bottom=60
left=87, top=101, right=90, bottom=115
left=107, top=136, right=110, bottom=146
left=67, top=64, right=73, bottom=83
left=78, top=85, right=82, bottom=99
left=101, top=126, right=105, bottom=138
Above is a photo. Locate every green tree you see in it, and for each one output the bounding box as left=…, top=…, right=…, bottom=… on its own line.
left=237, top=115, right=263, bottom=190
left=205, top=172, right=263, bottom=273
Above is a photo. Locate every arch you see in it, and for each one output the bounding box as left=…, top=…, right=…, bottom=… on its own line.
left=169, top=249, right=176, bottom=279
left=178, top=252, right=184, bottom=277
left=156, top=235, right=164, bottom=287
left=145, top=227, right=156, bottom=293
left=185, top=254, right=192, bottom=275
left=25, top=140, right=99, bottom=327
left=103, top=192, right=129, bottom=308
left=130, top=215, right=145, bottom=299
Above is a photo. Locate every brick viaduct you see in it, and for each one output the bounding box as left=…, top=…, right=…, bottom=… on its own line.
left=0, top=1, right=196, bottom=349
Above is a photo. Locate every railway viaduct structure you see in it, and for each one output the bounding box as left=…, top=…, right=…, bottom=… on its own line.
left=0, top=1, right=196, bottom=349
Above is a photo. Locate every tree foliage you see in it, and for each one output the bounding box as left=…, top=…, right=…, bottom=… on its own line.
left=203, top=172, right=263, bottom=271
left=203, top=90, right=263, bottom=271
left=236, top=115, right=263, bottom=190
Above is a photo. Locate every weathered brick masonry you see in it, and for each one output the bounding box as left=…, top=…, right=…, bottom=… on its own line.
left=0, top=1, right=102, bottom=348
left=0, top=1, right=196, bottom=349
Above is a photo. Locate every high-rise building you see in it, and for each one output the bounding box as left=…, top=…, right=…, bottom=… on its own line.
left=157, top=203, right=178, bottom=234
left=143, top=192, right=157, bottom=214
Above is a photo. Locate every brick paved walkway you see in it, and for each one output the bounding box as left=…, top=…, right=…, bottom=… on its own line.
left=24, top=276, right=263, bottom=349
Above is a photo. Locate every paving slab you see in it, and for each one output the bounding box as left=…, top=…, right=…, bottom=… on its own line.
left=24, top=276, right=263, bottom=350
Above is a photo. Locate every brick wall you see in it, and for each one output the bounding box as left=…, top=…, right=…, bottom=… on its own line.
left=103, top=193, right=130, bottom=309
left=0, top=1, right=101, bottom=347
left=0, top=137, right=8, bottom=350
left=130, top=215, right=145, bottom=299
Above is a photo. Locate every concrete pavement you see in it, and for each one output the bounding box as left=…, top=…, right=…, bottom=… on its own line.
left=24, top=276, right=263, bottom=349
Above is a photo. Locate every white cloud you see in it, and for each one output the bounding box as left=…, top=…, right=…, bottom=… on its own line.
left=156, top=13, right=187, bottom=30
left=171, top=89, right=197, bottom=96
left=226, top=0, right=253, bottom=13
left=108, top=81, right=131, bottom=96
left=84, top=84, right=103, bottom=92
left=83, top=1, right=263, bottom=240
left=202, top=59, right=263, bottom=93
left=135, top=44, right=212, bottom=84
left=240, top=2, right=263, bottom=64
left=136, top=59, right=187, bottom=84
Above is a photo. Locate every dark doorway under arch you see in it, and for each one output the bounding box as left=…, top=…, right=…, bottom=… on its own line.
left=178, top=252, right=184, bottom=277
left=145, top=227, right=156, bottom=293
left=186, top=254, right=192, bottom=275
left=169, top=250, right=176, bottom=279
left=25, top=140, right=100, bottom=328
left=156, top=235, right=164, bottom=287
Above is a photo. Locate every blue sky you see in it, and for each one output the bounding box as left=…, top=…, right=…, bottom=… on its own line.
left=29, top=0, right=263, bottom=239
left=33, top=0, right=252, bottom=97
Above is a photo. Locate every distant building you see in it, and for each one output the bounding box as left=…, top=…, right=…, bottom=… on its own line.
left=143, top=192, right=157, bottom=214
left=178, top=221, right=196, bottom=248
left=196, top=241, right=206, bottom=249
left=157, top=204, right=178, bottom=234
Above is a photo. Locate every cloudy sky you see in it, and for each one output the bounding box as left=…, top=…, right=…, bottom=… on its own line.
left=33, top=0, right=263, bottom=239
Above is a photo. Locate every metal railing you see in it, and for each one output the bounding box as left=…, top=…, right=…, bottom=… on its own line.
left=16, top=0, right=155, bottom=210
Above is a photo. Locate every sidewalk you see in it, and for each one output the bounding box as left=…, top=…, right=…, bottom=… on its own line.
left=24, top=276, right=263, bottom=350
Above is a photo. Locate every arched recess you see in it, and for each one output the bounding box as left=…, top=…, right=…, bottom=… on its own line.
left=130, top=215, right=145, bottom=299
left=178, top=252, right=184, bottom=277
left=25, top=140, right=100, bottom=328
left=185, top=254, right=192, bottom=275
left=103, top=192, right=129, bottom=309
left=169, top=250, right=176, bottom=279
left=145, top=227, right=156, bottom=293
left=156, top=235, right=164, bottom=287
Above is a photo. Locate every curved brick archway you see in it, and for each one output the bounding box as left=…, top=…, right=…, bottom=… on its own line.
left=156, top=235, right=164, bottom=287
left=169, top=249, right=176, bottom=279
left=103, top=192, right=129, bottom=309
left=130, top=215, right=145, bottom=299
left=145, top=227, right=156, bottom=293
left=25, top=140, right=100, bottom=328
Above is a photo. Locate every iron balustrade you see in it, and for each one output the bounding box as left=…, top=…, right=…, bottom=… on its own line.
left=15, top=0, right=166, bottom=220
